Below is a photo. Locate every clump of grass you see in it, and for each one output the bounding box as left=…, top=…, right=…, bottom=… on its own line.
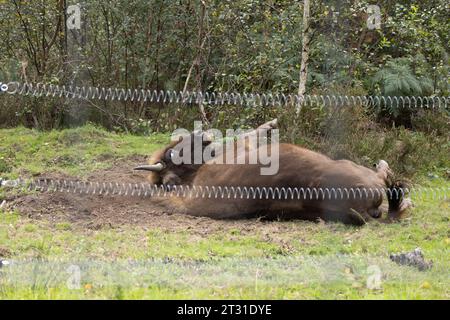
left=0, top=157, right=11, bottom=173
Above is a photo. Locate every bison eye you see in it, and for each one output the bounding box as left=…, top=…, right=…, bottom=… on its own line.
left=164, top=149, right=172, bottom=161
left=164, top=148, right=177, bottom=162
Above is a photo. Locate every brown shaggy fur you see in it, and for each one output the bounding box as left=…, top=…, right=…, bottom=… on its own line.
left=137, top=123, right=411, bottom=225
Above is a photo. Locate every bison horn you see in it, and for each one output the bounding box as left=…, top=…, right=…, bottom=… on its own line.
left=133, top=163, right=165, bottom=172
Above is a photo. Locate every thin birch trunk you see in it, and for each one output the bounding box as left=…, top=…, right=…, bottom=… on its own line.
left=297, top=0, right=310, bottom=112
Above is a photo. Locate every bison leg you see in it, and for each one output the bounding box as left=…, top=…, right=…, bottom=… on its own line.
left=320, top=209, right=367, bottom=226
left=232, top=119, right=278, bottom=153
left=375, top=159, right=393, bottom=181
left=238, top=119, right=278, bottom=139
left=384, top=177, right=414, bottom=220
left=388, top=197, right=413, bottom=220
left=256, top=118, right=278, bottom=131
left=399, top=197, right=413, bottom=213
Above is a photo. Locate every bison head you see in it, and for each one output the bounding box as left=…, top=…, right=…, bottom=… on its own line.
left=134, top=131, right=214, bottom=187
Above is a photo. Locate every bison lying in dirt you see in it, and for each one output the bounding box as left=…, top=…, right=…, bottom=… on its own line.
left=134, top=120, right=412, bottom=225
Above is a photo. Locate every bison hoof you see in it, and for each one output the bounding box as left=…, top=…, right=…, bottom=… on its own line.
left=258, top=119, right=278, bottom=130
left=375, top=159, right=390, bottom=173
left=399, top=197, right=413, bottom=212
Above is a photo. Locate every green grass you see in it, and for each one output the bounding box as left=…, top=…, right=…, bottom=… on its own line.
left=0, top=124, right=168, bottom=178
left=0, top=126, right=449, bottom=299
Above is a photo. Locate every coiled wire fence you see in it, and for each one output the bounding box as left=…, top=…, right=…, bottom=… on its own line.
left=1, top=81, right=449, bottom=109
left=1, top=177, right=449, bottom=201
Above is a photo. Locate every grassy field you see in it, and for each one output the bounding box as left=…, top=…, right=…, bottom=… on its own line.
left=0, top=125, right=449, bottom=299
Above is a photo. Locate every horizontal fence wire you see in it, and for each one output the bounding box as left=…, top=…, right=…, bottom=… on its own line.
left=1, top=177, right=449, bottom=201
left=1, top=81, right=449, bottom=109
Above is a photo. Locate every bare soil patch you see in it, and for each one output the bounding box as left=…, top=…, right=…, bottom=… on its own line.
left=7, top=156, right=295, bottom=235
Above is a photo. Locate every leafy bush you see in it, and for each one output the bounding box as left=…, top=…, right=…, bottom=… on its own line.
left=371, top=58, right=433, bottom=98
left=369, top=57, right=434, bottom=126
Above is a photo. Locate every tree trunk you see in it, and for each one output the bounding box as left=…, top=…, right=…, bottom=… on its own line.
left=65, top=3, right=90, bottom=126
left=182, top=0, right=209, bottom=124
left=297, top=0, right=310, bottom=112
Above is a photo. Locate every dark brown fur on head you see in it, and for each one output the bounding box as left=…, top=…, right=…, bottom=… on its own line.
left=146, top=132, right=212, bottom=186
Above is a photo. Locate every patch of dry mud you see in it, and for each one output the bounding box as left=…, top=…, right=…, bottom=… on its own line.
left=8, top=156, right=297, bottom=236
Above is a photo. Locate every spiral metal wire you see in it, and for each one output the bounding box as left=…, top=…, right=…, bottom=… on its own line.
left=1, top=81, right=449, bottom=109
left=1, top=177, right=449, bottom=201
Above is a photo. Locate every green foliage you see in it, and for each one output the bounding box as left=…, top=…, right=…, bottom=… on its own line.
left=372, top=58, right=433, bottom=97
left=370, top=57, right=434, bottom=121
left=0, top=0, right=448, bottom=130
left=368, top=56, right=443, bottom=125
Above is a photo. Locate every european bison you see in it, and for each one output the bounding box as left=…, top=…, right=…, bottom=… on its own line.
left=134, top=120, right=412, bottom=225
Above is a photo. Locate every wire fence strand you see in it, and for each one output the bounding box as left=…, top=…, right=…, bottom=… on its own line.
left=1, top=81, right=449, bottom=109
left=1, top=177, right=449, bottom=201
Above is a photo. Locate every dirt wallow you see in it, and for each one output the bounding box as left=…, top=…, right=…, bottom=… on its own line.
left=4, top=157, right=300, bottom=237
